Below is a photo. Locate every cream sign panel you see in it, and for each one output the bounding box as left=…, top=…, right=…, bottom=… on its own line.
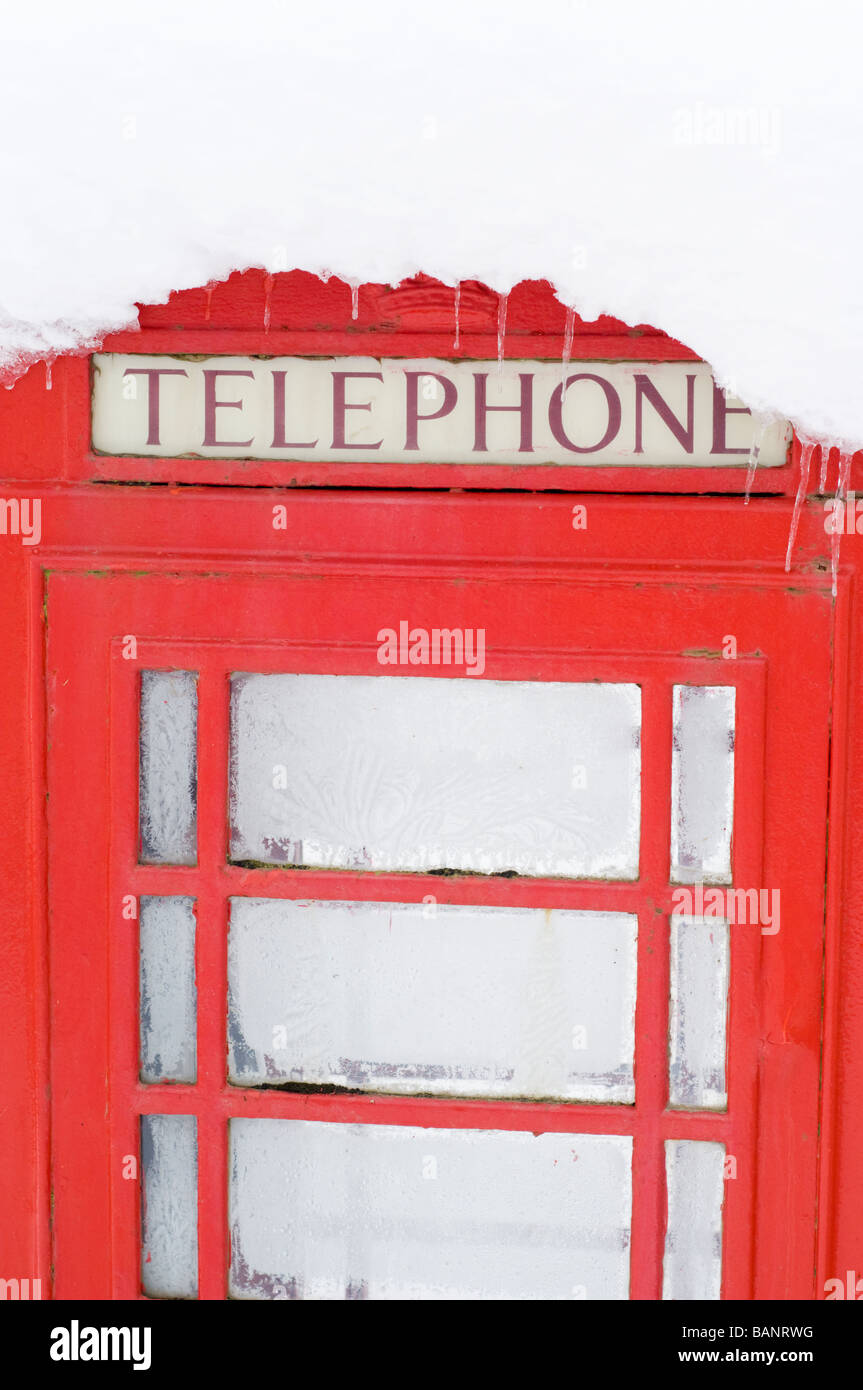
left=91, top=354, right=790, bottom=466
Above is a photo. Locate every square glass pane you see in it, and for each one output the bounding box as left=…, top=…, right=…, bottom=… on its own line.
left=228, top=899, right=637, bottom=1102
left=229, top=674, right=641, bottom=878
left=230, top=1119, right=632, bottom=1300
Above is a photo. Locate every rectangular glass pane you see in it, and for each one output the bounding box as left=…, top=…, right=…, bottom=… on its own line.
left=139, top=896, right=197, bottom=1084
left=140, top=1114, right=198, bottom=1299
left=668, top=915, right=729, bottom=1109
left=662, top=1139, right=725, bottom=1301
left=670, top=685, right=735, bottom=884
left=230, top=1119, right=632, bottom=1300
left=229, top=674, right=641, bottom=878
left=139, top=670, right=198, bottom=864
left=228, top=899, right=637, bottom=1102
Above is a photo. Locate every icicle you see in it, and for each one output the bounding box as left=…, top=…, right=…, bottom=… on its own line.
left=204, top=286, right=213, bottom=322
left=496, top=292, right=509, bottom=377
left=351, top=283, right=359, bottom=321
left=45, top=360, right=52, bottom=391
left=560, top=306, right=575, bottom=398
left=819, top=443, right=831, bottom=493
left=832, top=450, right=854, bottom=598
left=263, top=274, right=274, bottom=332
left=784, top=440, right=816, bottom=573
left=743, top=417, right=768, bottom=504
left=453, top=282, right=461, bottom=351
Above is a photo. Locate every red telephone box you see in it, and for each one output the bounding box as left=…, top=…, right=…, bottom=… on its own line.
left=1, top=271, right=861, bottom=1301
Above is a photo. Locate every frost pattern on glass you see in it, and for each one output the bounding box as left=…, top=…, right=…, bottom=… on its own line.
left=140, top=1114, right=198, bottom=1299
left=670, top=686, right=735, bottom=884
left=139, top=670, right=198, bottom=864
left=139, top=896, right=197, bottom=1084
left=229, top=1119, right=632, bottom=1300
left=229, top=674, right=641, bottom=878
left=662, top=1140, right=725, bottom=1301
left=668, top=916, right=729, bottom=1110
left=227, top=899, right=637, bottom=1101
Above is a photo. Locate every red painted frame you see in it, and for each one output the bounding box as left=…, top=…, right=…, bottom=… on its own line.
left=43, top=549, right=827, bottom=1300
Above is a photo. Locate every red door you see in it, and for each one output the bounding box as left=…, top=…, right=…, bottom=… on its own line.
left=44, top=534, right=830, bottom=1299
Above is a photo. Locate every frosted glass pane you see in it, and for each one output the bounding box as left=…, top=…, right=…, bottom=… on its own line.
left=668, top=916, right=729, bottom=1109
left=229, top=674, right=641, bottom=878
left=141, top=1114, right=198, bottom=1299
left=230, top=1119, right=632, bottom=1300
left=139, top=670, right=197, bottom=864
left=662, top=1140, right=724, bottom=1301
left=228, top=899, right=637, bottom=1101
left=670, top=686, right=735, bottom=884
left=139, top=896, right=197, bottom=1084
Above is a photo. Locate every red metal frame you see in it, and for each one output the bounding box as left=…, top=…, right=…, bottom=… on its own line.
left=1, top=273, right=862, bottom=1304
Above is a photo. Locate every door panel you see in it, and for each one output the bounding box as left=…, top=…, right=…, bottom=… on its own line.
left=46, top=566, right=831, bottom=1299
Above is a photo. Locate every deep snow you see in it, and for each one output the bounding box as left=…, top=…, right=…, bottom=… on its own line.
left=1, top=0, right=861, bottom=450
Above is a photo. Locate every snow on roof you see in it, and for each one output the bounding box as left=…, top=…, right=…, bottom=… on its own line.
left=1, top=0, right=862, bottom=450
